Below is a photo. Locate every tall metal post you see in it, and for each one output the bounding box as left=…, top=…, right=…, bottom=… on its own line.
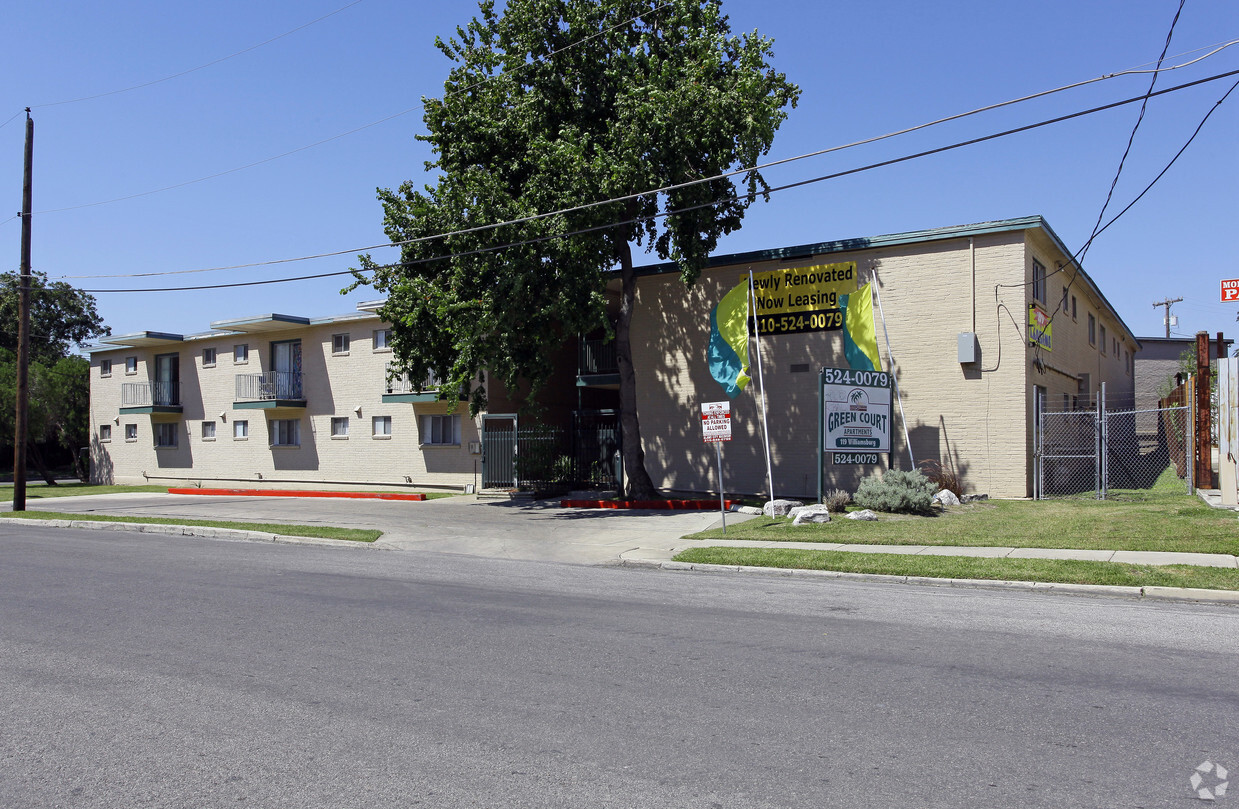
left=13, top=109, right=33, bottom=512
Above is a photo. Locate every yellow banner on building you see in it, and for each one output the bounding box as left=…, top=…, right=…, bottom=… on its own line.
left=1028, top=304, right=1052, bottom=351
left=747, top=262, right=857, bottom=316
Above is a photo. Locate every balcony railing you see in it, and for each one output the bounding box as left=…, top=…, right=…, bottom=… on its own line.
left=122, top=381, right=180, bottom=407
left=384, top=364, right=441, bottom=395
left=579, top=338, right=618, bottom=375
left=235, top=371, right=303, bottom=402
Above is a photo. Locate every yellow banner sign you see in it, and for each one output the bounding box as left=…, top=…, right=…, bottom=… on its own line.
left=747, top=262, right=857, bottom=316
left=1028, top=304, right=1052, bottom=351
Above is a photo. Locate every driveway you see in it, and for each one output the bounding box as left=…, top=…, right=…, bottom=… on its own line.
left=5, top=492, right=740, bottom=564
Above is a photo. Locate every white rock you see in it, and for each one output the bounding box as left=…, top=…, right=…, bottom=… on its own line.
left=763, top=499, right=804, bottom=517
left=728, top=504, right=764, bottom=515
left=960, top=494, right=989, bottom=503
left=933, top=489, right=961, bottom=507
left=791, top=504, right=832, bottom=525
left=846, top=509, right=878, bottom=521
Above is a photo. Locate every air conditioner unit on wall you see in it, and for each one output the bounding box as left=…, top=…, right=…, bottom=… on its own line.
left=468, top=441, right=483, bottom=455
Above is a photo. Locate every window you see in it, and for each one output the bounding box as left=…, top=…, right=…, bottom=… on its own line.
left=203, top=347, right=217, bottom=367
left=1099, top=324, right=1107, bottom=354
left=1061, top=287, right=1068, bottom=314
left=125, top=356, right=138, bottom=375
left=331, top=416, right=350, bottom=438
left=99, top=424, right=112, bottom=442
left=125, top=423, right=138, bottom=441
left=155, top=422, right=177, bottom=448
left=1032, top=260, right=1046, bottom=303
left=1087, top=313, right=1096, bottom=346
left=234, top=344, right=249, bottom=364
left=270, top=418, right=299, bottom=447
left=372, top=415, right=392, bottom=438
left=373, top=329, right=392, bottom=350
left=1071, top=295, right=1077, bottom=321
left=201, top=421, right=216, bottom=440
left=420, top=414, right=460, bottom=446
left=1125, top=349, right=1131, bottom=375
left=1075, top=374, right=1091, bottom=410
left=234, top=420, right=249, bottom=440
left=100, top=359, right=112, bottom=377
left=332, top=333, right=350, bottom=355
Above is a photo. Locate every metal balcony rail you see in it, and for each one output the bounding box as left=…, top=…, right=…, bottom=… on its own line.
left=235, top=371, right=303, bottom=402
left=384, top=364, right=441, bottom=395
left=579, top=338, right=617, bottom=375
left=121, top=381, right=180, bottom=407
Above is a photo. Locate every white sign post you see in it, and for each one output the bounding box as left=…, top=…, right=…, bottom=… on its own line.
left=701, top=401, right=732, bottom=533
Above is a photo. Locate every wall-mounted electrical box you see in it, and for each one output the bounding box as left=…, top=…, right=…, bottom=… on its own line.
left=958, top=332, right=979, bottom=364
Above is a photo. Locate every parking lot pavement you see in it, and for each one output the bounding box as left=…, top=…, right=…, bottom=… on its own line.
left=4, top=492, right=734, bottom=564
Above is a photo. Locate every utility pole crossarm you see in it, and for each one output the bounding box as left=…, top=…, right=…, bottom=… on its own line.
left=1153, top=297, right=1183, bottom=339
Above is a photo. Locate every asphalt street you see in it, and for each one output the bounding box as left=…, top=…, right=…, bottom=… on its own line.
left=2, top=523, right=1236, bottom=808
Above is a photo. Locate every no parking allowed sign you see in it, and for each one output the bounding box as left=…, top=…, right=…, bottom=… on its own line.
left=701, top=401, right=732, bottom=442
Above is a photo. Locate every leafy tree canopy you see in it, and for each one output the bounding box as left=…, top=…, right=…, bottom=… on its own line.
left=0, top=270, right=110, bottom=363
left=357, top=0, right=798, bottom=495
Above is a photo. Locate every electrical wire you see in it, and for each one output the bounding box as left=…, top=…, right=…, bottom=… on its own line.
left=28, top=3, right=673, bottom=217
left=31, top=1, right=366, bottom=109
left=1081, top=0, right=1186, bottom=264
left=51, top=49, right=1239, bottom=281
left=68, top=68, right=1239, bottom=295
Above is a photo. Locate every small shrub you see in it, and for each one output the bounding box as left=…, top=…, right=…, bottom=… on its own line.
left=823, top=488, right=852, bottom=512
left=918, top=459, right=962, bottom=498
left=853, top=469, right=937, bottom=514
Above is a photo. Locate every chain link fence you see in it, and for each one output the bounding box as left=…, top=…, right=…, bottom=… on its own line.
left=1036, top=392, right=1191, bottom=500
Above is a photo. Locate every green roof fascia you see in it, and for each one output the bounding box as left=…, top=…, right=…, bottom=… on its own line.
left=627, top=215, right=1139, bottom=349
left=119, top=405, right=183, bottom=415
left=233, top=399, right=307, bottom=410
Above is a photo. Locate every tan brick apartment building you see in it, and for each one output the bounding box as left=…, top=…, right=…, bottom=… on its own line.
left=88, top=216, right=1136, bottom=499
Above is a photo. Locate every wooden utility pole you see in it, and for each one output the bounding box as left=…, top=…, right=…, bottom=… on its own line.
left=13, top=109, right=32, bottom=512
left=1196, top=331, right=1212, bottom=489
left=1152, top=297, right=1182, bottom=339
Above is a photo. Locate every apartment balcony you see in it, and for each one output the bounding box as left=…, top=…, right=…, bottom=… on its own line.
left=119, top=381, right=182, bottom=414
left=577, top=337, right=619, bottom=388
left=233, top=371, right=306, bottom=410
left=382, top=366, right=450, bottom=403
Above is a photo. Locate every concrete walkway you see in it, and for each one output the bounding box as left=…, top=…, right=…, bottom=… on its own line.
left=4, top=491, right=1237, bottom=603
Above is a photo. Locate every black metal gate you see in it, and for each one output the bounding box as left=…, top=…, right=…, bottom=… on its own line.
left=481, top=414, right=517, bottom=489
left=480, top=411, right=622, bottom=491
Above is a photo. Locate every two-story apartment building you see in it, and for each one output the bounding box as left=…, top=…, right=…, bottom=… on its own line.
left=89, top=216, right=1138, bottom=498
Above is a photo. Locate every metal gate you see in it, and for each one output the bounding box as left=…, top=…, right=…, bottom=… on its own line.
left=481, top=414, right=517, bottom=489
left=1036, top=391, right=1191, bottom=499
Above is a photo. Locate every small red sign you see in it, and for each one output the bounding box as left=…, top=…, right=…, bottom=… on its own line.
left=1223, top=279, right=1239, bottom=302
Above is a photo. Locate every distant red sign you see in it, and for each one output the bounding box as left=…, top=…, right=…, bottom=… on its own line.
left=1223, top=279, right=1239, bottom=302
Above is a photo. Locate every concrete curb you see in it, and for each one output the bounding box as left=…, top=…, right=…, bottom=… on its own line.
left=2, top=517, right=381, bottom=550
left=617, top=558, right=1239, bottom=605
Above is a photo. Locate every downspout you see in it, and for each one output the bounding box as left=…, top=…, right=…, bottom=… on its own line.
left=970, top=237, right=976, bottom=334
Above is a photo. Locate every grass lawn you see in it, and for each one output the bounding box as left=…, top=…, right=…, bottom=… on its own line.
left=690, top=472, right=1239, bottom=555
left=2, top=510, right=381, bottom=543
left=0, top=484, right=169, bottom=502
left=672, top=547, right=1239, bottom=591
left=0, top=483, right=459, bottom=502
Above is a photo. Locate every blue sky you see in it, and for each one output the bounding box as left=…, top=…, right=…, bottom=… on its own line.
left=2, top=0, right=1236, bottom=347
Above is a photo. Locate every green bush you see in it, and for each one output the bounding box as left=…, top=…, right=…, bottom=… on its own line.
left=853, top=469, right=937, bottom=514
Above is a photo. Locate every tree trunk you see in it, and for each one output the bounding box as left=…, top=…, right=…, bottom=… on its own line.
left=615, top=238, right=660, bottom=500
left=26, top=440, right=57, bottom=485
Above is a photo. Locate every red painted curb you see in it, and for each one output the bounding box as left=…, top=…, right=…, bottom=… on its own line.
left=560, top=499, right=735, bottom=510
left=168, top=488, right=427, bottom=501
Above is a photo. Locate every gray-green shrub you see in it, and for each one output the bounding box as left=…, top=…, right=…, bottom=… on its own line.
left=853, top=469, right=937, bottom=514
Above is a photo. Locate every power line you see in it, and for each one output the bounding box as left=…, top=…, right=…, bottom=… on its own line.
left=71, top=68, right=1239, bottom=295
left=27, top=3, right=673, bottom=216
left=32, top=1, right=367, bottom=109
left=50, top=50, right=1239, bottom=282
left=1080, top=0, right=1186, bottom=264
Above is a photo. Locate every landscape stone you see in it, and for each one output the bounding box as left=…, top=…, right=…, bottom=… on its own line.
left=791, top=504, right=832, bottom=525
left=730, top=505, right=764, bottom=515
left=763, top=499, right=804, bottom=517
left=933, top=490, right=961, bottom=507
left=846, top=509, right=878, bottom=521
left=960, top=494, right=989, bottom=503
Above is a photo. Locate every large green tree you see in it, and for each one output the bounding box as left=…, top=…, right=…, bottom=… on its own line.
left=0, top=271, right=108, bottom=482
left=360, top=0, right=798, bottom=497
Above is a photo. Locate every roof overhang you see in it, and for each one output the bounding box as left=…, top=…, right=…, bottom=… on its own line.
left=208, top=314, right=312, bottom=334
left=95, top=331, right=184, bottom=349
